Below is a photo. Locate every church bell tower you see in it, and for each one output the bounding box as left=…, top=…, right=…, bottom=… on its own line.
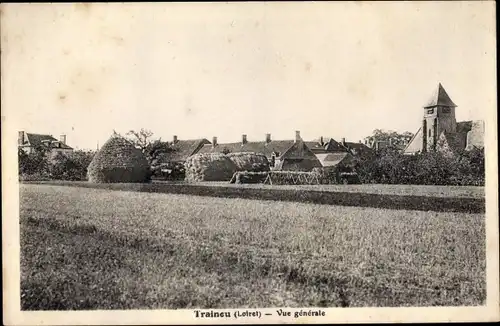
left=422, top=83, right=457, bottom=152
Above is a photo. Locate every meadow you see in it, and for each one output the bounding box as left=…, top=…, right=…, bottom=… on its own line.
left=21, top=180, right=485, bottom=213
left=20, top=184, right=486, bottom=310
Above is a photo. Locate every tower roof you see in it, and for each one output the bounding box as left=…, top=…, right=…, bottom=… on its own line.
left=423, top=83, right=457, bottom=108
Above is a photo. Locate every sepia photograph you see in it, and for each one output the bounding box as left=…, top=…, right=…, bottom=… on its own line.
left=2, top=1, right=498, bottom=325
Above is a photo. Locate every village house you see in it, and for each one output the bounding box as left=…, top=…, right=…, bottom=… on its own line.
left=364, top=136, right=412, bottom=153
left=18, top=131, right=73, bottom=159
left=305, top=137, right=353, bottom=167
left=163, top=136, right=211, bottom=163
left=196, top=131, right=322, bottom=172
left=403, top=83, right=485, bottom=156
left=305, top=136, right=374, bottom=167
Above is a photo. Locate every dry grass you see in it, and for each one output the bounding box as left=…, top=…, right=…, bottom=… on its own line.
left=20, top=184, right=486, bottom=310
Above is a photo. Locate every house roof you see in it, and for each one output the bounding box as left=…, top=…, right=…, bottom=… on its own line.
left=304, top=141, right=327, bottom=151
left=465, top=121, right=485, bottom=150
left=424, top=83, right=457, bottom=108
left=403, top=127, right=424, bottom=154
left=25, top=133, right=73, bottom=149
left=321, top=152, right=352, bottom=166
left=305, top=138, right=347, bottom=153
left=161, top=139, right=210, bottom=162
left=456, top=121, right=473, bottom=133
left=440, top=131, right=468, bottom=153
left=197, top=140, right=297, bottom=157
left=343, top=142, right=374, bottom=155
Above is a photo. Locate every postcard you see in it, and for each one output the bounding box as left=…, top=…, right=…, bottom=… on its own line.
left=2, top=2, right=498, bottom=325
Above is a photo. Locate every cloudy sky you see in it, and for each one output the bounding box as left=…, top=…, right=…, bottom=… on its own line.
left=2, top=2, right=496, bottom=150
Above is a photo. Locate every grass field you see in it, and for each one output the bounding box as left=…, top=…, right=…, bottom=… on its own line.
left=21, top=181, right=485, bottom=213
left=25, top=180, right=485, bottom=198
left=20, top=184, right=486, bottom=310
left=186, top=181, right=485, bottom=198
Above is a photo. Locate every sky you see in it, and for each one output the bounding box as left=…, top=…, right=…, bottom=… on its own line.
left=2, top=2, right=496, bottom=150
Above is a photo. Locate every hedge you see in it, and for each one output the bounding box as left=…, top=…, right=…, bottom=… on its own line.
left=353, top=148, right=485, bottom=186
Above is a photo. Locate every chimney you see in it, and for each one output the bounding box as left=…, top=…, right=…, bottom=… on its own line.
left=18, top=131, right=25, bottom=146
left=389, top=138, right=393, bottom=146
left=242, top=134, right=247, bottom=145
left=265, top=133, right=271, bottom=143
left=60, top=134, right=66, bottom=144
left=173, top=135, right=178, bottom=143
left=212, top=136, right=218, bottom=147
left=295, top=130, right=301, bottom=143
left=341, top=137, right=346, bottom=146
left=359, top=140, right=362, bottom=144
left=320, top=136, right=324, bottom=145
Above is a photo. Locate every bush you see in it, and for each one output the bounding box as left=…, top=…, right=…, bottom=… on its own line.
left=354, top=149, right=485, bottom=186
left=18, top=146, right=50, bottom=177
left=50, top=150, right=96, bottom=181
left=19, top=147, right=96, bottom=181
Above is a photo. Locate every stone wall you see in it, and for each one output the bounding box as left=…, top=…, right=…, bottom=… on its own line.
left=465, top=120, right=485, bottom=150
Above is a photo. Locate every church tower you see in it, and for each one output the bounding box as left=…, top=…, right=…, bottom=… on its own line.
left=422, top=83, right=457, bottom=152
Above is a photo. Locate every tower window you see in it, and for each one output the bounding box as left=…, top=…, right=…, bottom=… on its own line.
left=428, top=129, right=431, bottom=137
left=442, top=107, right=451, bottom=113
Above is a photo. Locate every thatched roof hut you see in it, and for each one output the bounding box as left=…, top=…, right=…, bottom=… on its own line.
left=87, top=135, right=151, bottom=183
left=226, top=152, right=270, bottom=172
left=184, top=153, right=237, bottom=182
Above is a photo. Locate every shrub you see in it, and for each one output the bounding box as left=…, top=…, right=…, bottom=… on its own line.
left=354, top=149, right=485, bottom=186
left=50, top=150, right=95, bottom=181
left=18, top=146, right=50, bottom=177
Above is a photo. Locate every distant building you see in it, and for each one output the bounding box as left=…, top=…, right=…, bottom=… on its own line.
left=404, top=83, right=485, bottom=156
left=306, top=136, right=373, bottom=166
left=164, top=136, right=211, bottom=163
left=341, top=138, right=374, bottom=157
left=18, top=131, right=73, bottom=158
left=364, top=136, right=412, bottom=153
left=197, top=131, right=322, bottom=171
left=305, top=138, right=353, bottom=167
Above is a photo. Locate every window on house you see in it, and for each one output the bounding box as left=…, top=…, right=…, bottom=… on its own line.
left=426, top=109, right=434, bottom=114
left=428, top=129, right=431, bottom=137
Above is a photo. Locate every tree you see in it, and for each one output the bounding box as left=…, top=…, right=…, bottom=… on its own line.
left=50, top=150, right=96, bottom=180
left=18, top=144, right=51, bottom=177
left=370, top=129, right=413, bottom=141
left=365, top=129, right=414, bottom=152
left=126, top=128, right=174, bottom=165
